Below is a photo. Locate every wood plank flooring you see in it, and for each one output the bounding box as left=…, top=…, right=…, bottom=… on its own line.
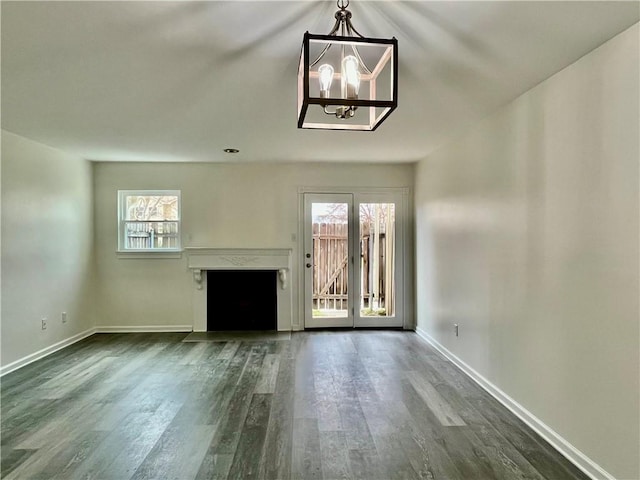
left=1, top=331, right=589, bottom=480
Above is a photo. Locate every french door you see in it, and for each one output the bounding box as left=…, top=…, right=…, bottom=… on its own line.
left=303, top=192, right=404, bottom=328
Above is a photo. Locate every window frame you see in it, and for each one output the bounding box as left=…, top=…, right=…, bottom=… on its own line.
left=117, top=190, right=182, bottom=254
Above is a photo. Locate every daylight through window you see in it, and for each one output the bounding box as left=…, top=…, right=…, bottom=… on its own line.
left=118, top=191, right=181, bottom=251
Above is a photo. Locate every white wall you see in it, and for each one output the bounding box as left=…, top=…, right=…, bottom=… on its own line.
left=415, top=24, right=639, bottom=480
left=1, top=131, right=95, bottom=368
left=93, top=162, right=413, bottom=330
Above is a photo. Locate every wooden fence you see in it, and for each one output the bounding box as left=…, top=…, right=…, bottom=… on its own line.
left=312, top=221, right=394, bottom=315
left=312, top=223, right=349, bottom=311
left=360, top=222, right=394, bottom=315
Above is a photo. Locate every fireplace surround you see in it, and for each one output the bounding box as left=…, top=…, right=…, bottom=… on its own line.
left=185, top=248, right=292, bottom=331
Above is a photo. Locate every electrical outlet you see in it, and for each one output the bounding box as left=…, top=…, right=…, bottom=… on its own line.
left=454, top=323, right=459, bottom=337
left=61, top=312, right=67, bottom=323
left=41, top=317, right=48, bottom=330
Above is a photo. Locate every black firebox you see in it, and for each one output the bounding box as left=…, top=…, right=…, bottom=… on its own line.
left=206, top=270, right=277, bottom=331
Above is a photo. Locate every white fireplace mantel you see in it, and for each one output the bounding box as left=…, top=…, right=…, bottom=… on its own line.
left=184, top=248, right=293, bottom=331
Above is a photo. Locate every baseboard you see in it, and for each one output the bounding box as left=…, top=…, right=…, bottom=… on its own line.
left=414, top=327, right=615, bottom=480
left=94, top=325, right=193, bottom=333
left=0, top=327, right=97, bottom=377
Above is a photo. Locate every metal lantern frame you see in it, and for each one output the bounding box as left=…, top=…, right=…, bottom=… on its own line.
left=297, top=14, right=398, bottom=131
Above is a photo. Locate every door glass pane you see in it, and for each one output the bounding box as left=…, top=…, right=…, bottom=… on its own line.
left=312, top=203, right=349, bottom=318
left=359, top=203, right=395, bottom=317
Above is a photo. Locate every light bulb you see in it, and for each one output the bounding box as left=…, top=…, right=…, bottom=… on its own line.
left=341, top=55, right=360, bottom=99
left=318, top=64, right=334, bottom=98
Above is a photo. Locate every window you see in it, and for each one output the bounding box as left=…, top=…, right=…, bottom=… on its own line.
left=118, top=190, right=181, bottom=252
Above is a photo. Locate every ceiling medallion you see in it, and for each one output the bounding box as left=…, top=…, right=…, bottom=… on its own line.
left=297, top=0, right=398, bottom=131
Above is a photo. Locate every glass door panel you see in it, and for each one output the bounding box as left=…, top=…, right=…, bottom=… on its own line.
left=354, top=194, right=403, bottom=328
left=304, top=194, right=354, bottom=328
left=359, top=202, right=395, bottom=318
left=312, top=202, right=349, bottom=318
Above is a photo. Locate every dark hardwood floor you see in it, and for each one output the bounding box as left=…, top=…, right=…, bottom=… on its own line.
left=1, top=331, right=589, bottom=480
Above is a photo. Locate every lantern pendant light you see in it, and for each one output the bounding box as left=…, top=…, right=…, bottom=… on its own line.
left=297, top=0, right=398, bottom=131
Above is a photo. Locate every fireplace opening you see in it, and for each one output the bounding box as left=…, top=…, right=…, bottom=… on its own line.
left=206, top=270, right=277, bottom=331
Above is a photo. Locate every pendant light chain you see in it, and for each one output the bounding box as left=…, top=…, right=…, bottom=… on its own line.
left=309, top=1, right=372, bottom=73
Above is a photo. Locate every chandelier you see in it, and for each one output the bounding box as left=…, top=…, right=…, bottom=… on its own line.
left=297, top=0, right=398, bottom=131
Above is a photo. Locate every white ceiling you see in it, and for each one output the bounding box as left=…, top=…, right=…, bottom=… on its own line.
left=2, top=1, right=638, bottom=164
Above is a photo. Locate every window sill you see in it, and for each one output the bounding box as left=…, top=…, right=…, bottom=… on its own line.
left=116, top=250, right=183, bottom=259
